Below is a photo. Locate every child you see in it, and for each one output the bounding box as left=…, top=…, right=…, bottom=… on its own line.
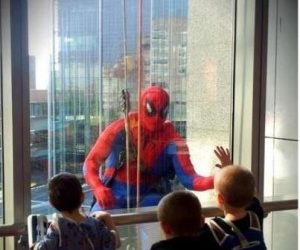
left=150, top=190, right=211, bottom=250
left=203, top=165, right=267, bottom=249
left=33, top=172, right=121, bottom=250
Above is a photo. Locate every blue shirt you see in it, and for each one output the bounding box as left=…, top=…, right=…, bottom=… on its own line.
left=35, top=215, right=116, bottom=250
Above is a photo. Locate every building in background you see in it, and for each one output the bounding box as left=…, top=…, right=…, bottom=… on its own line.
left=49, top=0, right=102, bottom=175
left=143, top=18, right=188, bottom=136
left=45, top=0, right=190, bottom=176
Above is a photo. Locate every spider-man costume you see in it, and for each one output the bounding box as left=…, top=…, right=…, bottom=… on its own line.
left=83, top=86, right=214, bottom=211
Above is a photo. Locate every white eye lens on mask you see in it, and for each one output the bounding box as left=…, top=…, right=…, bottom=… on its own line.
left=146, top=102, right=153, bottom=115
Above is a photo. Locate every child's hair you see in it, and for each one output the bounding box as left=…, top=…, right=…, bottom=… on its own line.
left=157, top=190, right=202, bottom=236
left=48, top=172, right=83, bottom=213
left=214, top=165, right=255, bottom=208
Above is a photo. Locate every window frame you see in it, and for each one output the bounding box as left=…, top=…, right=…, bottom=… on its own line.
left=0, top=0, right=297, bottom=249
left=233, top=0, right=268, bottom=199
left=1, top=0, right=31, bottom=248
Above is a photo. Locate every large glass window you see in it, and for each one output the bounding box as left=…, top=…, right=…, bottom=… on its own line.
left=264, top=0, right=298, bottom=200
left=0, top=0, right=296, bottom=249
left=28, top=0, right=234, bottom=218
left=264, top=210, right=298, bottom=250
left=264, top=0, right=298, bottom=249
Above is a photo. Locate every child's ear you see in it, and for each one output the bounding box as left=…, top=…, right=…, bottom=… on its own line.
left=160, top=222, right=172, bottom=236
left=217, top=192, right=225, bottom=206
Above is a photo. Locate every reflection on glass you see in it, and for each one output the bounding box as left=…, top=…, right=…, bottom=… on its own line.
left=28, top=0, right=234, bottom=219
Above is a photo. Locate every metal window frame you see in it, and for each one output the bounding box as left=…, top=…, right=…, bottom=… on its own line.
left=1, top=0, right=30, bottom=248
left=0, top=0, right=297, bottom=249
left=233, top=0, right=268, bottom=200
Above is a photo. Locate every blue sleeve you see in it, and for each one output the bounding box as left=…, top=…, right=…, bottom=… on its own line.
left=101, top=131, right=126, bottom=185
left=105, top=131, right=125, bottom=168
left=166, top=143, right=195, bottom=189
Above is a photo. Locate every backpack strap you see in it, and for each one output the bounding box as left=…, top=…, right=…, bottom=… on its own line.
left=207, top=219, right=230, bottom=246
left=52, top=214, right=96, bottom=250
left=248, top=211, right=261, bottom=231
left=220, top=217, right=250, bottom=248
left=51, top=213, right=63, bottom=247
left=209, top=212, right=263, bottom=249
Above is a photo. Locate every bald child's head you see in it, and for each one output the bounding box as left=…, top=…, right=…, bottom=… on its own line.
left=214, top=165, right=255, bottom=209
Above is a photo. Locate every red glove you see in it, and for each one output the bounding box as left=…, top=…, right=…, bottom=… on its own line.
left=94, top=185, right=116, bottom=210
left=193, top=176, right=214, bottom=190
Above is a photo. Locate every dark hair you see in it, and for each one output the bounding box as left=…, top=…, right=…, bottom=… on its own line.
left=158, top=190, right=202, bottom=236
left=48, top=172, right=83, bottom=213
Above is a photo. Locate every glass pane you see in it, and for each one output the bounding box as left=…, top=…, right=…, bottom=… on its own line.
left=264, top=210, right=298, bottom=250
left=264, top=0, right=298, bottom=199
left=185, top=0, right=234, bottom=202
left=264, top=139, right=297, bottom=198
left=28, top=0, right=234, bottom=215
left=118, top=222, right=162, bottom=250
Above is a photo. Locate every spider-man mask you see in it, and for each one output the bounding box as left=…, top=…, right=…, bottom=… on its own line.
left=140, top=86, right=169, bottom=132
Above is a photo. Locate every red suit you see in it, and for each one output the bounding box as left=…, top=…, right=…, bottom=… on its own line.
left=83, top=86, right=214, bottom=211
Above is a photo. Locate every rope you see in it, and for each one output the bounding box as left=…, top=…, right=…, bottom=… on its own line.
left=136, top=0, right=144, bottom=208
left=122, top=0, right=130, bottom=211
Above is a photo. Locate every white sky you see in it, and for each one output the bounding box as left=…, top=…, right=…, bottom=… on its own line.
left=28, top=0, right=53, bottom=90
